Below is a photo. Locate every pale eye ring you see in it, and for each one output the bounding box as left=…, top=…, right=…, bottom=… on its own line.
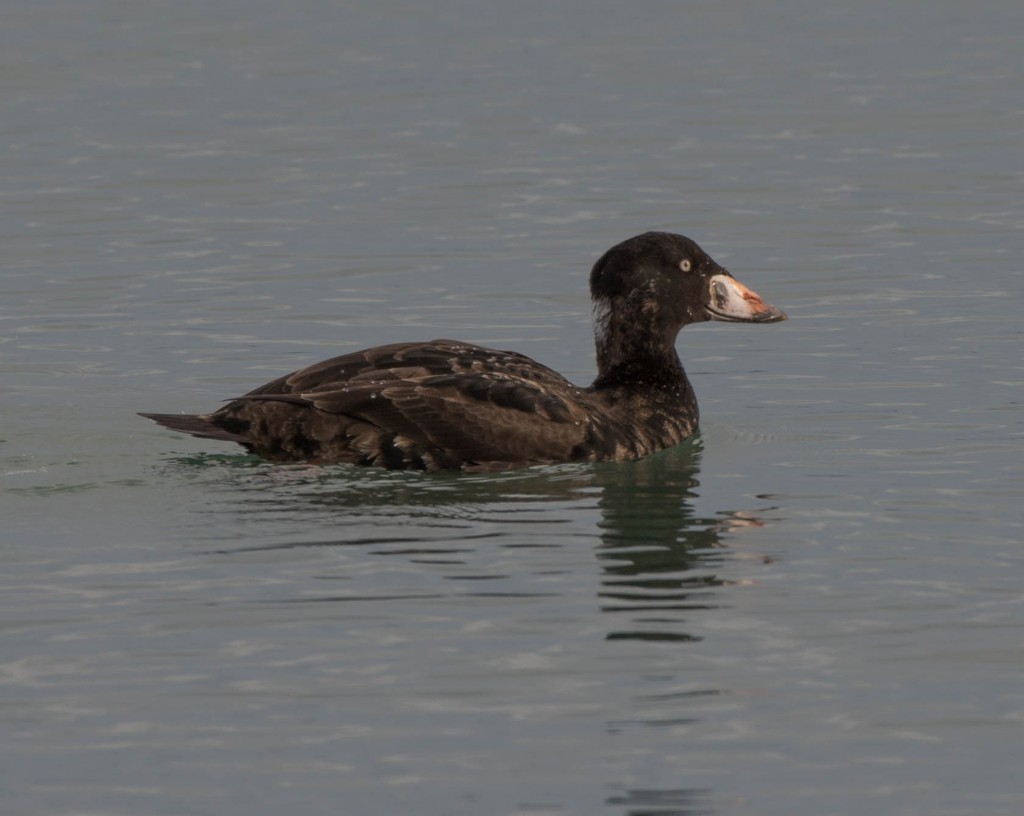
left=679, top=259, right=692, bottom=272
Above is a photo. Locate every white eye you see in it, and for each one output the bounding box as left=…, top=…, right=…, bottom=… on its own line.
left=679, top=259, right=692, bottom=272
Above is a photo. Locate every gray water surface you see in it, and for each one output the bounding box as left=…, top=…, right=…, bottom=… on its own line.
left=2, top=2, right=1023, bottom=815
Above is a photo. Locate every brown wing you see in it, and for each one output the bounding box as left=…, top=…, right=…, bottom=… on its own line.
left=241, top=340, right=573, bottom=394
left=222, top=340, right=592, bottom=469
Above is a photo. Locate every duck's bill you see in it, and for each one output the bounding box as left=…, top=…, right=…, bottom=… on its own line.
left=705, top=274, right=787, bottom=323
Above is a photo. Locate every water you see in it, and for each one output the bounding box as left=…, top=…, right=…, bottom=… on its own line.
left=2, top=1, right=1023, bottom=814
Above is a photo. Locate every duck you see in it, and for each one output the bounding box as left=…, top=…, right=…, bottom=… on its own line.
left=141, top=231, right=786, bottom=471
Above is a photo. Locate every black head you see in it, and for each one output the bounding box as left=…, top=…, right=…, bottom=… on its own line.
left=589, top=231, right=786, bottom=383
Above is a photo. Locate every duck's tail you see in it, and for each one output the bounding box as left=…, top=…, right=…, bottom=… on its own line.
left=138, top=412, right=247, bottom=443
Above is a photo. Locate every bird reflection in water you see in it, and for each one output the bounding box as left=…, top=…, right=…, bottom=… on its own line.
left=592, top=440, right=766, bottom=643
left=177, top=437, right=769, bottom=648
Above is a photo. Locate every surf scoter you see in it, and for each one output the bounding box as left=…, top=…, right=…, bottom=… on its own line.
left=141, top=231, right=786, bottom=471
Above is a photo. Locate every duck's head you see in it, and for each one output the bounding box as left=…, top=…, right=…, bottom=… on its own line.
left=589, top=231, right=786, bottom=378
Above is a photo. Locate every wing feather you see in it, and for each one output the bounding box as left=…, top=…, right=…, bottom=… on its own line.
left=215, top=339, right=592, bottom=468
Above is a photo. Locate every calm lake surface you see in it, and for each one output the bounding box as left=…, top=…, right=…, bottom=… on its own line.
left=2, top=1, right=1023, bottom=814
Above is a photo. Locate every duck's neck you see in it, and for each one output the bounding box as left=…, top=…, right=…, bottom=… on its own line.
left=591, top=350, right=689, bottom=393
left=590, top=299, right=689, bottom=393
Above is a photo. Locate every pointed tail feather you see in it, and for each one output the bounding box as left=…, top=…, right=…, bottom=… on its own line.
left=139, top=412, right=247, bottom=443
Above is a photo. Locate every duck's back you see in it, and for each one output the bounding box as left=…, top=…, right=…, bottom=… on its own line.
left=144, top=340, right=596, bottom=471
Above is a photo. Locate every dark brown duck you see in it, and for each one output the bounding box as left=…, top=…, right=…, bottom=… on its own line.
left=141, top=232, right=786, bottom=471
